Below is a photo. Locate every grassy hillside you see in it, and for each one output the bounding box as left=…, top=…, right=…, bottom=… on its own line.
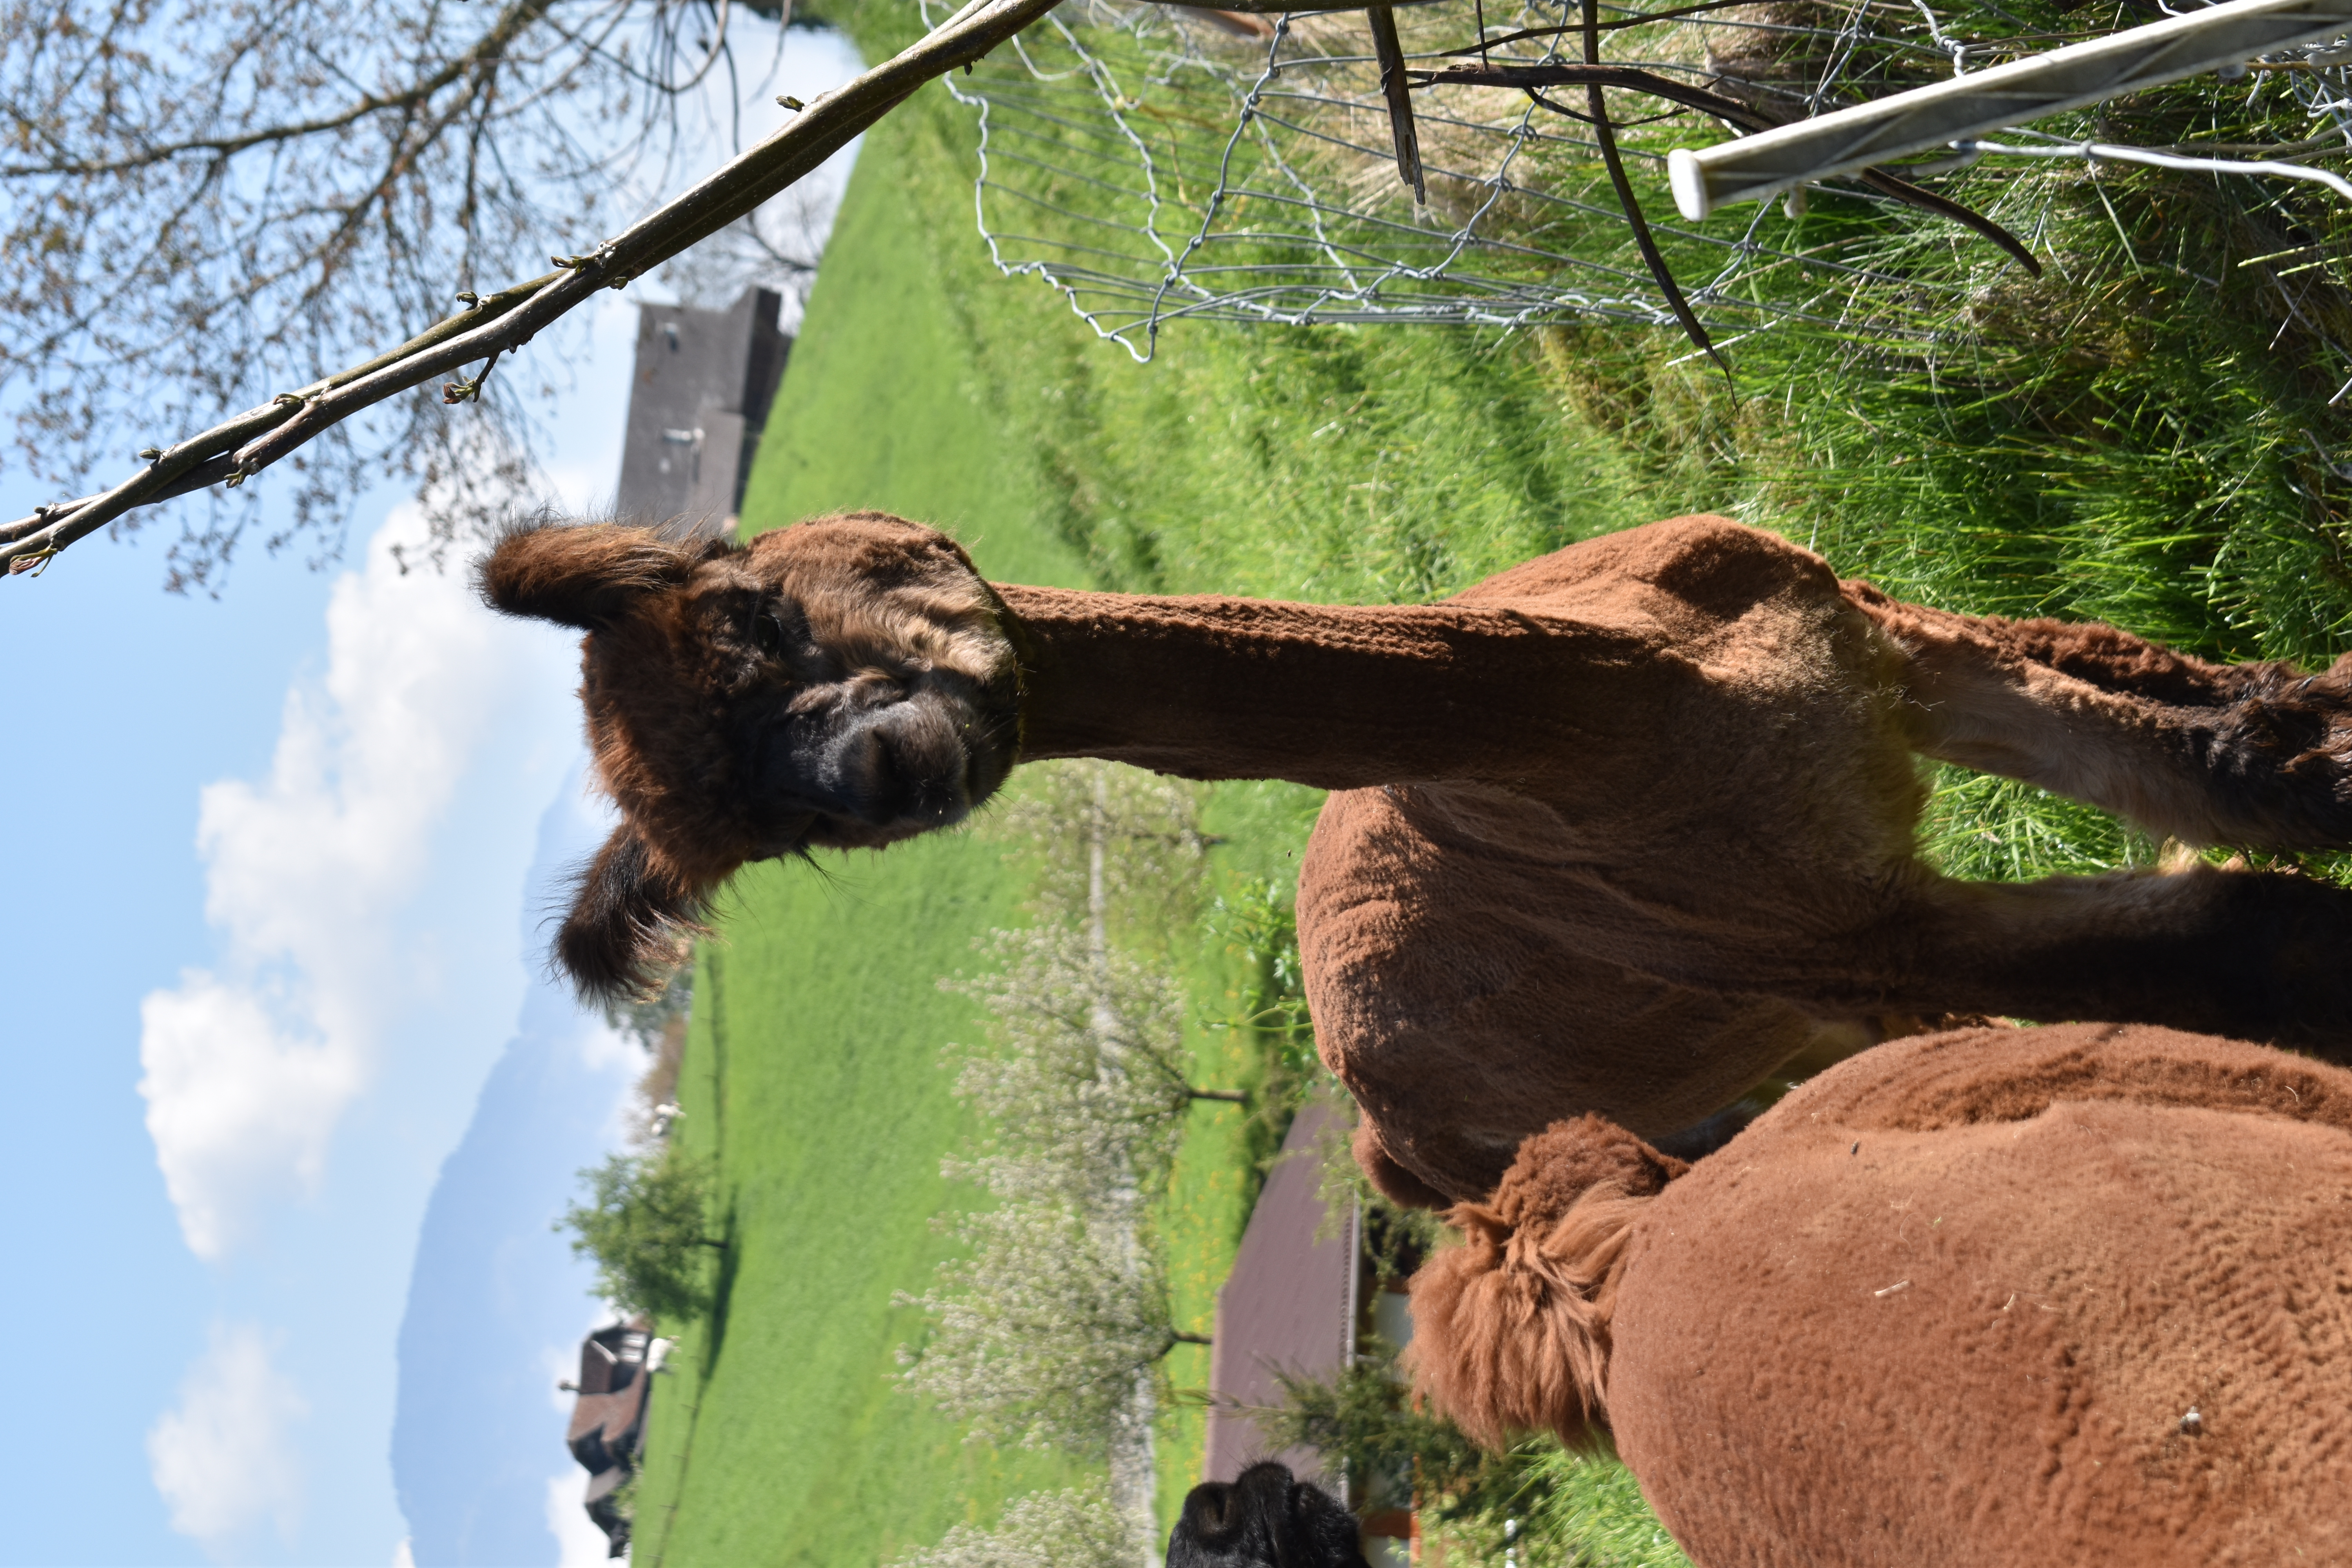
left=731, top=109, right=1093, bottom=589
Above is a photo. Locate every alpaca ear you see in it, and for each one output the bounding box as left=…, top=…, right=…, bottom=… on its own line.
left=555, top=825, right=711, bottom=1002
left=476, top=521, right=701, bottom=631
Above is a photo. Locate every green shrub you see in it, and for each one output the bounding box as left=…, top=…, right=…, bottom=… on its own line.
left=1263, top=1344, right=1691, bottom=1568
left=559, top=1149, right=726, bottom=1323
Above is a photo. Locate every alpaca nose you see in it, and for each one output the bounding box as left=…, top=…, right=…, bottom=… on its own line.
left=871, top=701, right=973, bottom=823
left=822, top=722, right=894, bottom=810
left=804, top=701, right=969, bottom=829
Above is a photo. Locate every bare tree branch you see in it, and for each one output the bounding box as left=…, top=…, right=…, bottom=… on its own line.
left=0, top=0, right=563, bottom=178
left=2, top=0, right=1064, bottom=582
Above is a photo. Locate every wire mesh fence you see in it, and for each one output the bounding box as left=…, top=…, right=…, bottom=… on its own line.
left=928, top=0, right=2352, bottom=371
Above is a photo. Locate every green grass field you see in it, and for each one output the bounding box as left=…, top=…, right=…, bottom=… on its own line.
left=631, top=842, right=1077, bottom=1567
left=626, top=1, right=2352, bottom=1560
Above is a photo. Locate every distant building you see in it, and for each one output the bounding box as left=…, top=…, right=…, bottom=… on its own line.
left=616, top=287, right=791, bottom=534
left=562, top=1319, right=659, bottom=1557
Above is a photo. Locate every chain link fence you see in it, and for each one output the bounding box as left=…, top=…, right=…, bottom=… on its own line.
left=930, top=0, right=2352, bottom=367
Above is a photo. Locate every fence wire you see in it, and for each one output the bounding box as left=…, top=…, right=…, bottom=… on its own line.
left=927, top=0, right=2352, bottom=362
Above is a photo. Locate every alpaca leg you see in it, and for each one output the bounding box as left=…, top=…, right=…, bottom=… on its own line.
left=1708, top=860, right=2352, bottom=1056
left=1844, top=580, right=2352, bottom=851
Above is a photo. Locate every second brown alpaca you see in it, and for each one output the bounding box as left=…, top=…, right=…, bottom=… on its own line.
left=477, top=511, right=2352, bottom=1205
left=1406, top=1023, right=2352, bottom=1566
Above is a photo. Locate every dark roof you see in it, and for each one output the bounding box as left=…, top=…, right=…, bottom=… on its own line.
left=565, top=1321, right=653, bottom=1477
left=615, top=287, right=791, bottom=532
left=1204, top=1100, right=1359, bottom=1490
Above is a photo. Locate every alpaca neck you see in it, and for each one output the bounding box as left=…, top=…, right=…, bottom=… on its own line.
left=996, top=583, right=1643, bottom=790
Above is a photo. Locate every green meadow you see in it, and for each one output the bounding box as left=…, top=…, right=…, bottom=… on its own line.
left=625, top=0, right=2352, bottom=1560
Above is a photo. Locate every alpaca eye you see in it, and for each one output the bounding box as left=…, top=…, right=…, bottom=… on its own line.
left=751, top=609, right=789, bottom=659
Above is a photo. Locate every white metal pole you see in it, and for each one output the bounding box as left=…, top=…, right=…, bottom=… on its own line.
left=1666, top=0, right=2352, bottom=219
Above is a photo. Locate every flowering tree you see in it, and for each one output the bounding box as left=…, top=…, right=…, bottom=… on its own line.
left=906, top=761, right=1234, bottom=1557
left=887, top=1485, right=1140, bottom=1568
left=947, top=926, right=1242, bottom=1207
left=896, top=1198, right=1206, bottom=1455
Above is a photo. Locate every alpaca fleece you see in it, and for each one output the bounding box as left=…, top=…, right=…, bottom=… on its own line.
left=1406, top=1024, right=2352, bottom=1567
left=1622, top=1024, right=2352, bottom=1566
left=1293, top=519, right=2352, bottom=1201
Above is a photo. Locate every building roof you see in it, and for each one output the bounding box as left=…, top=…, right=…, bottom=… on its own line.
left=1204, top=1100, right=1360, bottom=1490
left=615, top=287, right=790, bottom=533
left=564, top=1320, right=653, bottom=1477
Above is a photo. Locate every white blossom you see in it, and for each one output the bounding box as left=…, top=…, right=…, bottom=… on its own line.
left=888, top=1486, right=1141, bottom=1568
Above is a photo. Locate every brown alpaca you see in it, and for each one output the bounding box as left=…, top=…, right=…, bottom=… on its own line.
left=1405, top=1022, right=2352, bottom=1566
left=478, top=510, right=2352, bottom=1202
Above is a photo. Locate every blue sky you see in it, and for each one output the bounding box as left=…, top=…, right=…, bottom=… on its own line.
left=0, top=25, right=862, bottom=1565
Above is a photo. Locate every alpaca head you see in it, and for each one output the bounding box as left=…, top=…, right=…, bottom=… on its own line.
left=1167, top=1463, right=1369, bottom=1568
left=1405, top=1114, right=1686, bottom=1449
left=478, top=511, right=1024, bottom=998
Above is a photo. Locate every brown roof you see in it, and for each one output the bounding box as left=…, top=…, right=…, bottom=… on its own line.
left=565, top=1321, right=652, bottom=1475
left=1204, top=1100, right=1359, bottom=1489
left=614, top=287, right=789, bottom=531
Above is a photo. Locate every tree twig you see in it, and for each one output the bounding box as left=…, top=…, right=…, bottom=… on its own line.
left=1366, top=3, right=1426, bottom=203
left=1576, top=0, right=1730, bottom=383
left=4, top=0, right=1065, bottom=579
left=0, top=0, right=564, bottom=181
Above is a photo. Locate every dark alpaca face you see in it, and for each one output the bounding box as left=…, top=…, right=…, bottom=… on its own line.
left=477, top=511, right=1024, bottom=997
left=657, top=535, right=1018, bottom=855
left=1167, top=1463, right=1369, bottom=1568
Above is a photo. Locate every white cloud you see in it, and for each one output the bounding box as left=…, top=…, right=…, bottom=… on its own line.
left=393, top=1539, right=417, bottom=1568
left=576, top=1018, right=639, bottom=1078
left=139, top=507, right=568, bottom=1258
left=546, top=1474, right=616, bottom=1568
left=148, top=1323, right=308, bottom=1553
left=138, top=975, right=363, bottom=1259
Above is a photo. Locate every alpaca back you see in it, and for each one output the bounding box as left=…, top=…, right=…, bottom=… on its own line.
left=1608, top=1023, right=2352, bottom=1567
